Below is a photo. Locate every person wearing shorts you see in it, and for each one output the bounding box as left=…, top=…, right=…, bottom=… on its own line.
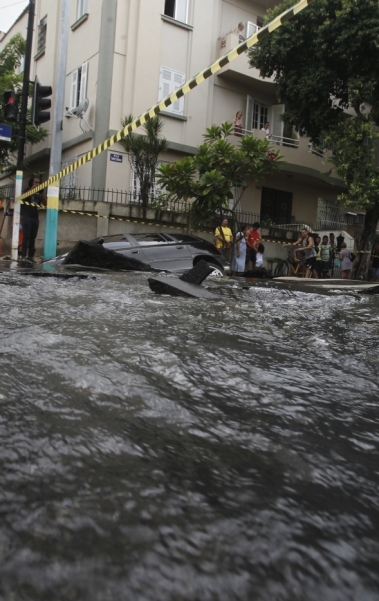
left=245, top=222, right=261, bottom=270
left=286, top=228, right=318, bottom=278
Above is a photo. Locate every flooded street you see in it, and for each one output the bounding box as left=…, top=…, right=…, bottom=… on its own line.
left=0, top=270, right=379, bottom=601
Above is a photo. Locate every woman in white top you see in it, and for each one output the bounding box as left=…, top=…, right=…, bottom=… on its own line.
left=232, top=224, right=247, bottom=275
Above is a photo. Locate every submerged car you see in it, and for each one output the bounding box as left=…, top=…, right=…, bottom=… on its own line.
left=44, top=232, right=230, bottom=275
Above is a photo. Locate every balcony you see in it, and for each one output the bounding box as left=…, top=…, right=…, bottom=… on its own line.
left=231, top=128, right=341, bottom=181
left=217, top=31, right=275, bottom=96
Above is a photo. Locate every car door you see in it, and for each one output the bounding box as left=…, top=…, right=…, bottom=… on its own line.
left=129, top=233, right=192, bottom=271
left=103, top=235, right=149, bottom=267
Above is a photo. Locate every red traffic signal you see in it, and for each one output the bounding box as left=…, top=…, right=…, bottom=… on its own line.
left=32, top=77, right=52, bottom=128
left=3, top=91, right=19, bottom=122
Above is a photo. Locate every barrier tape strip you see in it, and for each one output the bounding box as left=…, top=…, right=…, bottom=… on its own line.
left=18, top=0, right=315, bottom=201
left=11, top=200, right=377, bottom=254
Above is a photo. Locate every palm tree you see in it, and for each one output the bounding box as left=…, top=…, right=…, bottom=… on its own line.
left=120, top=115, right=168, bottom=210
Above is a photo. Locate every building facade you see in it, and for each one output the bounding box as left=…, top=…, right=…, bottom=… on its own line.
left=1, top=0, right=365, bottom=249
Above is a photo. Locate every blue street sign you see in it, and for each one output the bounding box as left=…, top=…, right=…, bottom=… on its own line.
left=0, top=123, right=12, bottom=142
left=110, top=152, right=123, bottom=163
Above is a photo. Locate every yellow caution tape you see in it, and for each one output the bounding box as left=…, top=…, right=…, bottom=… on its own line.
left=16, top=200, right=376, bottom=254
left=19, top=0, right=315, bottom=200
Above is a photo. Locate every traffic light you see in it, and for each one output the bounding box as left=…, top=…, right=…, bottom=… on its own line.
left=32, top=77, right=52, bottom=128
left=3, top=91, right=19, bottom=122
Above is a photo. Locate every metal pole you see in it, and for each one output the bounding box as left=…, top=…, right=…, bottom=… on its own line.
left=11, top=0, right=35, bottom=261
left=44, top=0, right=71, bottom=260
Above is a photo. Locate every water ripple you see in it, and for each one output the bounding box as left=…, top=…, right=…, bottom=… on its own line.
left=0, top=272, right=378, bottom=600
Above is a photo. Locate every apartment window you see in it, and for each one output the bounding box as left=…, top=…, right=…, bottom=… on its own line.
left=246, top=96, right=268, bottom=131
left=164, top=0, right=188, bottom=23
left=246, top=21, right=260, bottom=38
left=60, top=156, right=78, bottom=197
left=77, top=0, right=88, bottom=20
left=70, top=62, right=88, bottom=109
left=130, top=161, right=167, bottom=200
left=257, top=16, right=264, bottom=28
left=158, top=67, right=186, bottom=116
left=17, top=55, right=25, bottom=74
left=37, top=16, right=47, bottom=55
left=261, top=187, right=293, bottom=225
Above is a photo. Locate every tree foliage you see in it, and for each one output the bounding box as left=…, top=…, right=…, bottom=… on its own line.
left=248, top=0, right=379, bottom=278
left=250, top=0, right=379, bottom=142
left=0, top=34, right=47, bottom=173
left=156, top=122, right=281, bottom=224
left=120, top=115, right=168, bottom=208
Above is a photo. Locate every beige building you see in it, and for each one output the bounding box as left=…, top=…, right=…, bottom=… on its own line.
left=1, top=0, right=365, bottom=251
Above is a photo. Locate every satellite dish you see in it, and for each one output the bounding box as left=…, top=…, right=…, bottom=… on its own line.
left=71, top=97, right=89, bottom=118
left=64, top=98, right=93, bottom=132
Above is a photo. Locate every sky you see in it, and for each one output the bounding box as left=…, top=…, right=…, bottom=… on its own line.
left=0, top=0, right=28, bottom=33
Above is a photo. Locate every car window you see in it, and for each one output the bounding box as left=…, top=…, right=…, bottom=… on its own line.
left=131, top=233, right=168, bottom=245
left=167, top=234, right=200, bottom=243
left=100, top=234, right=129, bottom=243
left=105, top=241, right=131, bottom=250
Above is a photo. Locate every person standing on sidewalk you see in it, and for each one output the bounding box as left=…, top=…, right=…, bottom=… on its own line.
left=214, top=218, right=233, bottom=261
left=320, top=235, right=332, bottom=278
left=338, top=242, right=352, bottom=279
left=245, top=222, right=261, bottom=270
left=20, top=176, right=46, bottom=262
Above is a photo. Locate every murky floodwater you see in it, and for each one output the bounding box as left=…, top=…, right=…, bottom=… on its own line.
left=0, top=269, right=379, bottom=601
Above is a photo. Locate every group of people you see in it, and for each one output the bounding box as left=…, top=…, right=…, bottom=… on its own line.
left=233, top=111, right=270, bottom=139
left=214, top=219, right=265, bottom=275
left=284, top=228, right=354, bottom=279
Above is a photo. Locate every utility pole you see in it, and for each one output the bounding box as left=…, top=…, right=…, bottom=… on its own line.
left=11, top=0, right=35, bottom=261
left=44, top=0, right=71, bottom=260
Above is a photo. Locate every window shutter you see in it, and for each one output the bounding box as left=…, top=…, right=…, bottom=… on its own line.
left=172, top=71, right=185, bottom=115
left=246, top=22, right=258, bottom=38
left=79, top=61, right=88, bottom=102
left=159, top=67, right=185, bottom=115
left=245, top=95, right=254, bottom=132
left=61, top=156, right=78, bottom=192
left=77, top=0, right=88, bottom=19
left=175, top=0, right=188, bottom=23
left=162, top=68, right=172, bottom=99
left=271, top=104, right=285, bottom=138
left=130, top=169, right=140, bottom=199
left=177, top=0, right=188, bottom=23
left=71, top=69, right=79, bottom=108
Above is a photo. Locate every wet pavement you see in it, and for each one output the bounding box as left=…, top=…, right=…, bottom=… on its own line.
left=0, top=263, right=379, bottom=600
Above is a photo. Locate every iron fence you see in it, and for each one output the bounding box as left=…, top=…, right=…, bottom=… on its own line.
left=59, top=187, right=314, bottom=232
left=0, top=184, right=15, bottom=199
left=59, top=187, right=192, bottom=214
left=1, top=183, right=314, bottom=234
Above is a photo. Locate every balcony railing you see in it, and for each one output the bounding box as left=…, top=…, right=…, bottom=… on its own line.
left=234, top=128, right=300, bottom=148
